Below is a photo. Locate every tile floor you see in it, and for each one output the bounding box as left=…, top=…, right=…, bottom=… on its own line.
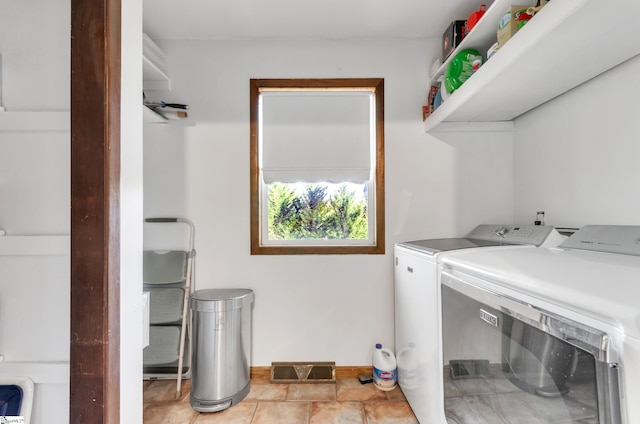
left=143, top=378, right=419, bottom=424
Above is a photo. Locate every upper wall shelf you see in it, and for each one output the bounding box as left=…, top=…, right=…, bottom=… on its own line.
left=143, top=105, right=168, bottom=124
left=143, top=33, right=171, bottom=91
left=425, top=0, right=640, bottom=133
left=143, top=105, right=195, bottom=126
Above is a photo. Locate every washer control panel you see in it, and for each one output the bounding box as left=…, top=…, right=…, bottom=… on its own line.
left=466, top=224, right=555, bottom=246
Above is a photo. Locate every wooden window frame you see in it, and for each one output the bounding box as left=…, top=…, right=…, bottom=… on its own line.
left=249, top=78, right=385, bottom=255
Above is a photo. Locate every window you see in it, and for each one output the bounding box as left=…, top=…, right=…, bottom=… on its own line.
left=250, top=78, right=385, bottom=255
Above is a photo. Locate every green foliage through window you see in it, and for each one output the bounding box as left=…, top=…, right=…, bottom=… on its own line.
left=267, top=183, right=368, bottom=240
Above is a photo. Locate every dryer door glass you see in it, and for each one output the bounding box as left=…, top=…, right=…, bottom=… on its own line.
left=440, top=275, right=621, bottom=424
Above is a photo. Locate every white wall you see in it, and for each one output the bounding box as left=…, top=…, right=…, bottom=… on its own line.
left=144, top=38, right=514, bottom=366
left=513, top=54, right=640, bottom=227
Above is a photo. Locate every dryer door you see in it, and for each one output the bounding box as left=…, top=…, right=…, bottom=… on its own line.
left=440, top=271, right=621, bottom=424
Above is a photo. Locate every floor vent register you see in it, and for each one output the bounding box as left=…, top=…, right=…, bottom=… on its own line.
left=270, top=362, right=336, bottom=384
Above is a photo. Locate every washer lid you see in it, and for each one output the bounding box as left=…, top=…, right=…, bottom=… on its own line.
left=397, top=225, right=559, bottom=255
left=397, top=238, right=511, bottom=255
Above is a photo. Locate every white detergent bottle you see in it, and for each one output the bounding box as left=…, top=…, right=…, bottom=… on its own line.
left=373, top=343, right=397, bottom=391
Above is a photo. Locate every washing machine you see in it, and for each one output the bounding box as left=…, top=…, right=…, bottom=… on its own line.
left=394, top=224, right=565, bottom=423
left=438, top=225, right=640, bottom=423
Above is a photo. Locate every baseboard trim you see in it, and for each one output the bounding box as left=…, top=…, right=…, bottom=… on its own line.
left=251, top=365, right=371, bottom=381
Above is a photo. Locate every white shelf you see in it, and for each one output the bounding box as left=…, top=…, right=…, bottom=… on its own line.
left=0, top=111, right=70, bottom=132
left=433, top=0, right=536, bottom=82
left=143, top=33, right=171, bottom=91
left=143, top=105, right=168, bottom=124
left=143, top=56, right=171, bottom=91
left=425, top=0, right=640, bottom=133
left=0, top=235, right=70, bottom=256
left=143, top=105, right=195, bottom=126
left=429, top=121, right=514, bottom=133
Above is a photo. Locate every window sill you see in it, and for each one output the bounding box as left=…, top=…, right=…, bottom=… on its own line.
left=250, top=244, right=385, bottom=255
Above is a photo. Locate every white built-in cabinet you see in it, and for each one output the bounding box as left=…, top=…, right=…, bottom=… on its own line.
left=0, top=109, right=71, bottom=423
left=0, top=111, right=70, bottom=252
left=425, top=0, right=640, bottom=133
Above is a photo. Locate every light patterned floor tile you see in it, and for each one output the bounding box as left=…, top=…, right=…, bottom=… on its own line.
left=244, top=382, right=288, bottom=401
left=363, top=401, right=419, bottom=424
left=385, top=386, right=407, bottom=401
left=251, top=402, right=310, bottom=424
left=192, top=402, right=258, bottom=424
left=309, top=401, right=364, bottom=424
left=336, top=378, right=387, bottom=401
left=145, top=379, right=188, bottom=403
left=143, top=401, right=198, bottom=424
left=286, top=384, right=337, bottom=401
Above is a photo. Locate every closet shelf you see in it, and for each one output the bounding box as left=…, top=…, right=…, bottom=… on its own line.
left=0, top=235, right=70, bottom=256
left=0, top=112, right=70, bottom=132
left=142, top=34, right=195, bottom=126
left=424, top=0, right=640, bottom=133
left=143, top=33, right=171, bottom=91
left=144, top=105, right=168, bottom=124
left=143, top=105, right=196, bottom=126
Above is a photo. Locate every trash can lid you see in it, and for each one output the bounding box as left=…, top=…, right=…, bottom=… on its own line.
left=190, top=288, right=254, bottom=312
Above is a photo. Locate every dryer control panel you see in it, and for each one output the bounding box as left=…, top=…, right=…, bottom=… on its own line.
left=560, top=225, right=640, bottom=255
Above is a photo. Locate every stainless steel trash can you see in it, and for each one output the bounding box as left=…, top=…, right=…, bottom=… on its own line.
left=190, top=289, right=254, bottom=412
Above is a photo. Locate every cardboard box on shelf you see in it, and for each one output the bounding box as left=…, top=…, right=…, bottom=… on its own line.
left=423, top=84, right=439, bottom=120
left=442, top=20, right=466, bottom=61
left=497, top=5, right=532, bottom=48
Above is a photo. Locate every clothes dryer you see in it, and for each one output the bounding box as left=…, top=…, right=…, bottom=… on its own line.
left=394, top=225, right=564, bottom=423
left=438, top=225, right=640, bottom=423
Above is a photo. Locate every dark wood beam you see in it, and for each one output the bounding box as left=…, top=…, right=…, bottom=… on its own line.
left=70, top=0, right=121, bottom=422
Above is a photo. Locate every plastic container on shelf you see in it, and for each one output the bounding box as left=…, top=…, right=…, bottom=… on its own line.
left=466, top=4, right=487, bottom=34
left=444, top=49, right=484, bottom=95
left=373, top=344, right=397, bottom=391
left=434, top=89, right=443, bottom=110
left=440, top=78, right=450, bottom=102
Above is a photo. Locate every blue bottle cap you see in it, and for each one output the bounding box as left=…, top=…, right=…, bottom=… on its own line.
left=375, top=343, right=382, bottom=349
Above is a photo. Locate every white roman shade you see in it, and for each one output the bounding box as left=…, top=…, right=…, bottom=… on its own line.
left=260, top=91, right=373, bottom=184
